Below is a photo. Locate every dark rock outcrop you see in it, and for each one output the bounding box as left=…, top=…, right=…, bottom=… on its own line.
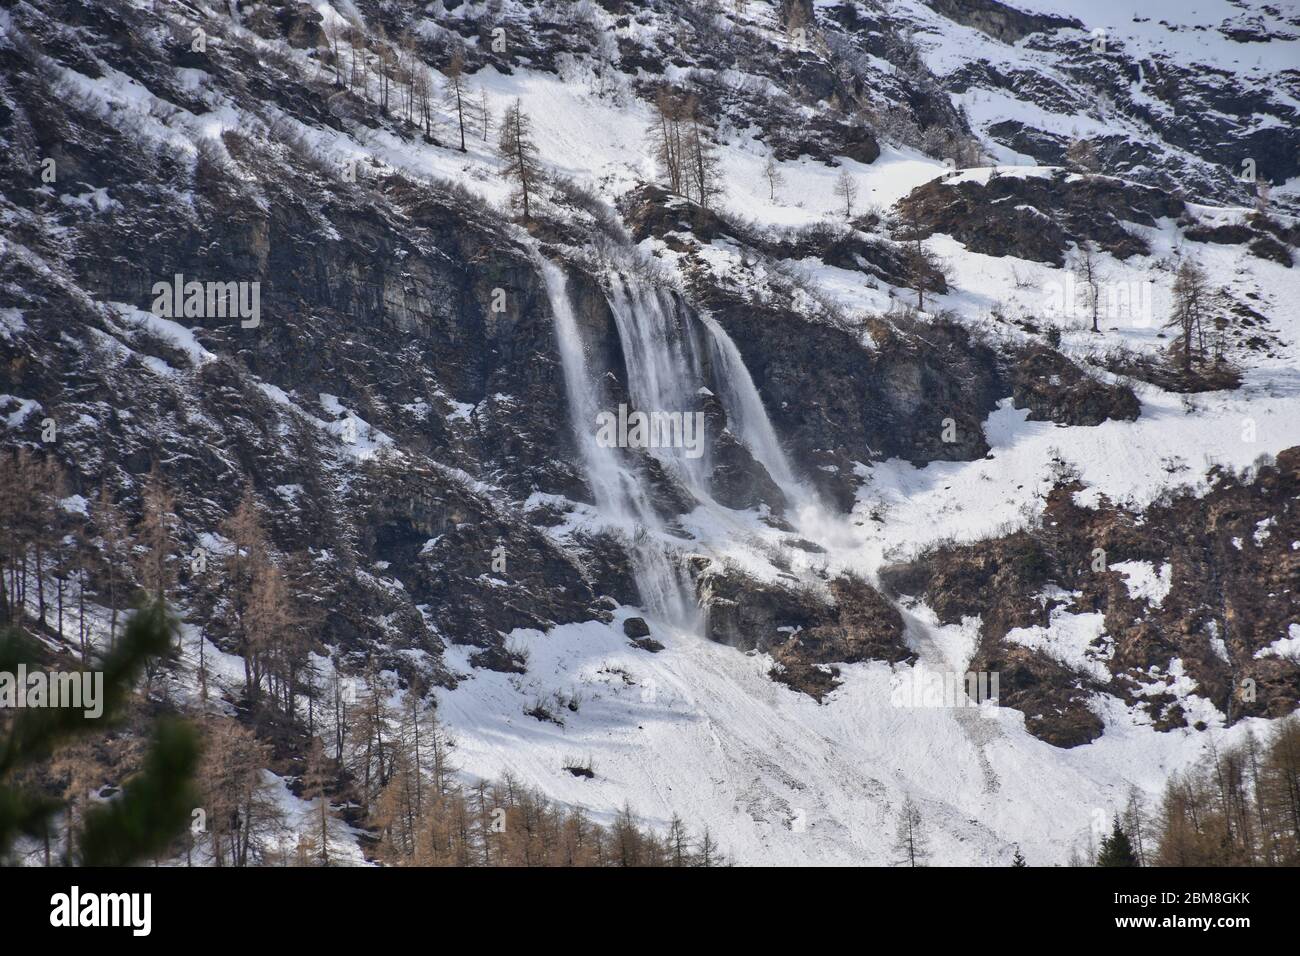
left=1009, top=345, right=1140, bottom=426
left=700, top=390, right=787, bottom=514
left=696, top=564, right=911, bottom=700
left=704, top=299, right=1003, bottom=508
left=896, top=171, right=1184, bottom=265
left=1184, top=215, right=1295, bottom=267
left=882, top=451, right=1300, bottom=746
left=924, top=0, right=1081, bottom=43
left=623, top=617, right=651, bottom=639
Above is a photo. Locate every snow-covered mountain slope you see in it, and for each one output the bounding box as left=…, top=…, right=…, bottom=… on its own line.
left=436, top=600, right=1290, bottom=865
left=905, top=0, right=1300, bottom=207
left=1, top=0, right=1297, bottom=865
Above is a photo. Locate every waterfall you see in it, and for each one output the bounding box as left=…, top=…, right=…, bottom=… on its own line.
left=606, top=274, right=808, bottom=508
left=698, top=314, right=800, bottom=495
left=606, top=275, right=712, bottom=496
left=539, top=256, right=814, bottom=631
left=537, top=258, right=643, bottom=520
left=538, top=258, right=697, bottom=627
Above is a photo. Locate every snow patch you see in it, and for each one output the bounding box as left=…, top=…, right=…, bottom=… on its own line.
left=1112, top=560, right=1174, bottom=608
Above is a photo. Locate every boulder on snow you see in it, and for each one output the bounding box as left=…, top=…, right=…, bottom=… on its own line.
left=623, top=617, right=651, bottom=638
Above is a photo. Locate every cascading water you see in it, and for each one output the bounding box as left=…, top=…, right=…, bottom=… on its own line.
left=605, top=275, right=712, bottom=496
left=537, top=258, right=643, bottom=517
left=697, top=313, right=802, bottom=498
left=606, top=275, right=809, bottom=508
left=539, top=256, right=816, bottom=632
left=538, top=258, right=697, bottom=627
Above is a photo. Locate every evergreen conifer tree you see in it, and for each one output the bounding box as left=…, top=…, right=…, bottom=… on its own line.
left=1097, top=819, right=1138, bottom=866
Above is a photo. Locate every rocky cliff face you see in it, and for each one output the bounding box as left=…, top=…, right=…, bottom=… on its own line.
left=881, top=449, right=1300, bottom=746
left=3, top=0, right=1293, bottom=697
left=927, top=0, right=1300, bottom=208
left=2, top=0, right=1298, bottom=865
